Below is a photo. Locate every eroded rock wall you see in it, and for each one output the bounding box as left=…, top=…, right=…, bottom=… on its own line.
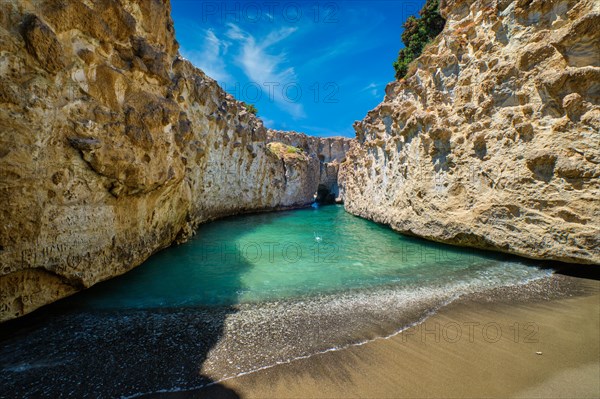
left=267, top=130, right=353, bottom=202
left=341, top=0, right=600, bottom=264
left=0, top=0, right=316, bottom=321
left=265, top=141, right=322, bottom=206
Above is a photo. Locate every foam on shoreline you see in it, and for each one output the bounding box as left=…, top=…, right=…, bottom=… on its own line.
left=3, top=271, right=589, bottom=399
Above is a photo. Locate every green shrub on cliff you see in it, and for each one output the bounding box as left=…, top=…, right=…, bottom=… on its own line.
left=242, top=102, right=258, bottom=116
left=267, top=142, right=306, bottom=160
left=393, top=0, right=446, bottom=80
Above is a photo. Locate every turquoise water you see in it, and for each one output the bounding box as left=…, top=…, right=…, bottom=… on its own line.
left=1, top=205, right=555, bottom=398
left=72, top=205, right=549, bottom=309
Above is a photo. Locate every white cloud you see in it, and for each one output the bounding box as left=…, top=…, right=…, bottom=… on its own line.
left=260, top=117, right=275, bottom=128
left=226, top=23, right=306, bottom=120
left=361, top=82, right=380, bottom=98
left=181, top=29, right=231, bottom=83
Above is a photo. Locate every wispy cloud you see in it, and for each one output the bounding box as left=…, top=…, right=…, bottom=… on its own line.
left=297, top=6, right=387, bottom=73
left=260, top=117, right=275, bottom=128
left=226, top=23, right=306, bottom=119
left=180, top=29, right=231, bottom=83
left=361, top=82, right=380, bottom=98
left=300, top=37, right=363, bottom=71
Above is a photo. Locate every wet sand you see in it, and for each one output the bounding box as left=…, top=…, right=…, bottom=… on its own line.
left=179, top=276, right=600, bottom=399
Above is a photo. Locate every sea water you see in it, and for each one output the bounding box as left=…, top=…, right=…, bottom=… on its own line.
left=71, top=205, right=548, bottom=309
left=0, top=205, right=552, bottom=398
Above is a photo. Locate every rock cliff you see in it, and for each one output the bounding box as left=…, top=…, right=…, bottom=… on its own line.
left=267, top=130, right=353, bottom=203
left=0, top=0, right=322, bottom=321
left=341, top=0, right=600, bottom=264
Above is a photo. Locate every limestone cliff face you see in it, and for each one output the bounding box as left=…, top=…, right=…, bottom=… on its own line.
left=267, top=130, right=353, bottom=203
left=0, top=0, right=319, bottom=321
left=341, top=0, right=600, bottom=264
left=265, top=141, right=321, bottom=207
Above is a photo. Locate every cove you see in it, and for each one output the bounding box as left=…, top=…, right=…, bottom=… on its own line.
left=0, top=205, right=553, bottom=398
left=69, top=205, right=549, bottom=310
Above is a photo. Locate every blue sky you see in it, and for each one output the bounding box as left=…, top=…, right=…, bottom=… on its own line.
left=171, top=1, right=423, bottom=137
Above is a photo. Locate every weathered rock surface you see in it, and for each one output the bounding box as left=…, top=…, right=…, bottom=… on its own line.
left=0, top=0, right=327, bottom=321
left=341, top=0, right=600, bottom=264
left=267, top=130, right=353, bottom=203
left=266, top=141, right=321, bottom=206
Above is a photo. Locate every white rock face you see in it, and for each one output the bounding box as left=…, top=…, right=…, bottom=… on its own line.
left=267, top=130, right=353, bottom=203
left=341, top=0, right=600, bottom=264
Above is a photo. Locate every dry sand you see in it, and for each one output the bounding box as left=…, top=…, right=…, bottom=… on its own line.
left=174, top=276, right=599, bottom=399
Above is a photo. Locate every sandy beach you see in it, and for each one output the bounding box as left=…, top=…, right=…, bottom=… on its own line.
left=167, top=275, right=599, bottom=399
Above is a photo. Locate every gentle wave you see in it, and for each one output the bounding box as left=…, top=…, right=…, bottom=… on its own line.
left=123, top=271, right=551, bottom=398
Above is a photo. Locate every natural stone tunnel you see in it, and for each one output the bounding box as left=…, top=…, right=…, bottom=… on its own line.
left=267, top=130, right=352, bottom=204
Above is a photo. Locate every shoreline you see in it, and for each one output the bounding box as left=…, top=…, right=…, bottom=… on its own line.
left=158, top=274, right=599, bottom=399
left=1, top=271, right=597, bottom=398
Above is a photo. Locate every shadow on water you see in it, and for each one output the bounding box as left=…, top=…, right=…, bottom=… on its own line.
left=547, top=262, right=600, bottom=281
left=1, top=206, right=594, bottom=398
left=0, top=214, right=272, bottom=398
left=347, top=210, right=600, bottom=282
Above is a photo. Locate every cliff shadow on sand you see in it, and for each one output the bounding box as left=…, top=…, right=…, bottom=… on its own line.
left=0, top=218, right=275, bottom=398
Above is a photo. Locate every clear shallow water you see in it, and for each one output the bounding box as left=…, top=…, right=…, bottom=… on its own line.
left=0, top=205, right=554, bottom=398
left=70, top=205, right=549, bottom=310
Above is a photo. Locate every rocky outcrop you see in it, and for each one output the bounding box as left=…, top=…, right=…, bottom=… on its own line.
left=266, top=142, right=321, bottom=206
left=0, top=0, right=323, bottom=321
left=267, top=130, right=353, bottom=203
left=341, top=0, right=600, bottom=264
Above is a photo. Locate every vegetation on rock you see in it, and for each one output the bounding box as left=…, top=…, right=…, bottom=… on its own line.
left=348, top=0, right=600, bottom=264
left=242, top=102, right=258, bottom=115
left=267, top=142, right=307, bottom=161
left=393, top=0, right=446, bottom=80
